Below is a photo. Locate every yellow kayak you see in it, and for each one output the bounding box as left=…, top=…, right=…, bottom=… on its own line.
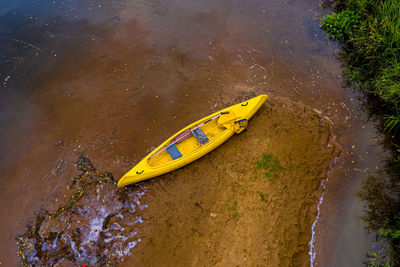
left=117, top=94, right=268, bottom=187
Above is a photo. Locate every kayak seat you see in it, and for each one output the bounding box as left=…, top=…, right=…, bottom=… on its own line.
left=192, top=128, right=209, bottom=145
left=166, top=143, right=183, bottom=160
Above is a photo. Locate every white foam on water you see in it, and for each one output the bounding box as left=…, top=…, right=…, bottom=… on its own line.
left=309, top=157, right=338, bottom=267
left=23, top=166, right=151, bottom=266
left=308, top=182, right=327, bottom=266
left=87, top=208, right=106, bottom=242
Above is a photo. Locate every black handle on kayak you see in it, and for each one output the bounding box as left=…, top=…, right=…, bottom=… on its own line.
left=203, top=118, right=212, bottom=124
left=234, top=119, right=247, bottom=124
left=241, top=102, right=248, bottom=106
left=136, top=170, right=144, bottom=174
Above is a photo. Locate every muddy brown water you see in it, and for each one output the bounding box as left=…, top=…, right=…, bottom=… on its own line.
left=0, top=0, right=386, bottom=266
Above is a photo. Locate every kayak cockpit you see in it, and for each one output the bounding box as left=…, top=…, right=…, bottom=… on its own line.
left=147, top=115, right=225, bottom=167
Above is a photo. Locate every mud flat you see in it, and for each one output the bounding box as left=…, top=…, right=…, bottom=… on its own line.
left=16, top=96, right=339, bottom=266
left=121, top=96, right=340, bottom=266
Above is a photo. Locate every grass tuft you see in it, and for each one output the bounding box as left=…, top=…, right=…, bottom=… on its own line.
left=232, top=200, right=240, bottom=217
left=254, top=153, right=283, bottom=181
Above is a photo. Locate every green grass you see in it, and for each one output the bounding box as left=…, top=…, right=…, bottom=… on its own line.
left=365, top=251, right=391, bottom=267
left=321, top=10, right=361, bottom=42
left=322, top=0, right=400, bottom=264
left=254, top=153, right=283, bottom=181
left=322, top=0, right=400, bottom=109
left=232, top=200, right=240, bottom=217
left=380, top=228, right=400, bottom=241
left=384, top=105, right=400, bottom=135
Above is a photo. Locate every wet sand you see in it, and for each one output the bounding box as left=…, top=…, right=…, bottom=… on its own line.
left=121, top=97, right=339, bottom=266
left=0, top=0, right=386, bottom=265
left=15, top=97, right=339, bottom=266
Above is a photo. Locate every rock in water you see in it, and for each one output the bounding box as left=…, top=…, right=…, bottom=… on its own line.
left=76, top=154, right=95, bottom=172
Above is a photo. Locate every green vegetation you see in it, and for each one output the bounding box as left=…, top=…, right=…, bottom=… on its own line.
left=384, top=106, right=400, bottom=135
left=321, top=10, right=361, bottom=42
left=358, top=166, right=400, bottom=266
left=321, top=0, right=400, bottom=111
left=254, top=153, right=283, bottom=180
left=379, top=229, right=400, bottom=241
left=322, top=0, right=400, bottom=264
left=232, top=200, right=240, bottom=217
left=365, top=251, right=391, bottom=267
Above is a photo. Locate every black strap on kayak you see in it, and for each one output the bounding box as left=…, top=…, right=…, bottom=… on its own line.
left=198, top=112, right=229, bottom=127
left=234, top=119, right=247, bottom=124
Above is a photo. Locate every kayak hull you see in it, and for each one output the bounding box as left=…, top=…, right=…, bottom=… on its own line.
left=118, top=94, right=268, bottom=187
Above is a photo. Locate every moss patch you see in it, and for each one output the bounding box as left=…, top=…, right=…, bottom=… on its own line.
left=254, top=153, right=283, bottom=180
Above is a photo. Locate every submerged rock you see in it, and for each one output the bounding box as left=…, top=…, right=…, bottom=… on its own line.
left=16, top=156, right=147, bottom=266
left=76, top=154, right=95, bottom=172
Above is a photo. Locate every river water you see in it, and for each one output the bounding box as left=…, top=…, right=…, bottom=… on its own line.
left=0, top=0, right=385, bottom=265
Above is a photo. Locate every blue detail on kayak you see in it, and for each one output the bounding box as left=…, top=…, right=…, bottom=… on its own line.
left=192, top=128, right=209, bottom=145
left=234, top=119, right=247, bottom=124
left=166, top=144, right=183, bottom=160
left=203, top=118, right=212, bottom=124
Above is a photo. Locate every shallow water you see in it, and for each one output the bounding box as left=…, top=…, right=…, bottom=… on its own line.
left=0, top=0, right=385, bottom=265
left=16, top=158, right=148, bottom=266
